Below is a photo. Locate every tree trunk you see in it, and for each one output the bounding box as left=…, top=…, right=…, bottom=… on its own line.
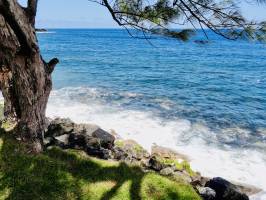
left=0, top=66, right=15, bottom=119
left=0, top=0, right=58, bottom=153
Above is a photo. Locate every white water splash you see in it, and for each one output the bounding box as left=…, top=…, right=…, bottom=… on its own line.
left=46, top=87, right=266, bottom=195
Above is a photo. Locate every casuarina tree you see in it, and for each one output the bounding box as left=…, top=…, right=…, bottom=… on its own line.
left=0, top=0, right=265, bottom=153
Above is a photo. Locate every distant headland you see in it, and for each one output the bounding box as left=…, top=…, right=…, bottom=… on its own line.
left=35, top=28, right=48, bottom=32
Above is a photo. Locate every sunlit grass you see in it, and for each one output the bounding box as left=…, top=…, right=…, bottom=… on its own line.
left=0, top=132, right=200, bottom=200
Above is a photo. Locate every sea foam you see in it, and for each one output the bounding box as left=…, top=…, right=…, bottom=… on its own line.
left=46, top=87, right=266, bottom=193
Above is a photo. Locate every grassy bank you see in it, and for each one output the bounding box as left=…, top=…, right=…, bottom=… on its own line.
left=0, top=132, right=200, bottom=200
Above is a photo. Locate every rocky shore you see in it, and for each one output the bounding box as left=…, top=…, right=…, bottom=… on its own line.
left=39, top=117, right=260, bottom=200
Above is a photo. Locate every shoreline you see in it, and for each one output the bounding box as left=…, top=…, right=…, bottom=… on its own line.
left=42, top=117, right=263, bottom=199
left=0, top=97, right=265, bottom=199
left=40, top=117, right=266, bottom=199
left=46, top=89, right=266, bottom=194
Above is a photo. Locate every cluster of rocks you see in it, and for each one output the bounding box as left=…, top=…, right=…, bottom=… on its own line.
left=44, top=118, right=115, bottom=159
left=44, top=118, right=258, bottom=200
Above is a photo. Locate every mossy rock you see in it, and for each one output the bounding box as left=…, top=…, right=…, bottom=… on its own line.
left=114, top=139, right=150, bottom=161
left=151, top=145, right=196, bottom=177
left=0, top=119, right=17, bottom=132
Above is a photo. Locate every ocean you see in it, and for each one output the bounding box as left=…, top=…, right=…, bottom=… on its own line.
left=38, top=29, right=266, bottom=195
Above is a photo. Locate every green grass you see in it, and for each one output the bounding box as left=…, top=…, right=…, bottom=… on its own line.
left=0, top=102, right=4, bottom=121
left=0, top=132, right=201, bottom=200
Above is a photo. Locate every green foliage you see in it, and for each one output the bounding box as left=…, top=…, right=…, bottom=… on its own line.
left=100, top=0, right=266, bottom=41
left=0, top=133, right=201, bottom=200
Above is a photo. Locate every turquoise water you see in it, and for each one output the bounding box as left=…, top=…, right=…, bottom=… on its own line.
left=38, top=29, right=266, bottom=192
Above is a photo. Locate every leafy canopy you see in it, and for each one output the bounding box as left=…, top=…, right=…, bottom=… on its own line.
left=91, top=0, right=266, bottom=41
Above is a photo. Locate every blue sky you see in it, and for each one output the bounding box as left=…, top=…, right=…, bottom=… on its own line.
left=18, top=0, right=266, bottom=28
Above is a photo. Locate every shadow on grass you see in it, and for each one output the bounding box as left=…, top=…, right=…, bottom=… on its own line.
left=0, top=131, right=200, bottom=200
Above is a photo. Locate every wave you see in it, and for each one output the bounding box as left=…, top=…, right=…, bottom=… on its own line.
left=36, top=31, right=56, bottom=34
left=46, top=87, right=266, bottom=192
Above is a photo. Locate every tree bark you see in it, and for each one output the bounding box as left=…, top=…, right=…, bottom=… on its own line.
left=0, top=66, right=15, bottom=118
left=0, top=0, right=58, bottom=153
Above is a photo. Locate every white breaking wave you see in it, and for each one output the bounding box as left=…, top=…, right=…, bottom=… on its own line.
left=46, top=87, right=266, bottom=194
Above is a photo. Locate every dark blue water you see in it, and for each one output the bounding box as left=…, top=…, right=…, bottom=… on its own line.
left=39, top=29, right=266, bottom=134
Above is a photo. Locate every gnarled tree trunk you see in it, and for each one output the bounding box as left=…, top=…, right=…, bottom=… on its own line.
left=0, top=0, right=58, bottom=153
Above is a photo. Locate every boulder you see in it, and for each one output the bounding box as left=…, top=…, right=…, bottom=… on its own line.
left=151, top=145, right=189, bottom=162
left=73, top=123, right=99, bottom=135
left=191, top=174, right=210, bottom=189
left=92, top=128, right=115, bottom=149
left=113, top=140, right=149, bottom=160
left=43, top=137, right=54, bottom=147
left=86, top=147, right=111, bottom=160
left=54, top=134, right=70, bottom=148
left=197, top=186, right=216, bottom=200
left=150, top=145, right=194, bottom=176
left=73, top=123, right=115, bottom=149
left=112, top=146, right=128, bottom=160
left=45, top=118, right=74, bottom=137
left=173, top=171, right=192, bottom=184
left=205, top=177, right=249, bottom=200
left=112, top=139, right=150, bottom=166
left=44, top=118, right=114, bottom=159
left=148, top=156, right=164, bottom=171
left=68, top=133, right=101, bottom=150
left=160, top=167, right=175, bottom=176
left=45, top=118, right=114, bottom=150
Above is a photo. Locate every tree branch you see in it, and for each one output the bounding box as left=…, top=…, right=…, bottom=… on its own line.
left=27, top=0, right=37, bottom=25
left=46, top=58, right=59, bottom=74
left=0, top=0, right=38, bottom=54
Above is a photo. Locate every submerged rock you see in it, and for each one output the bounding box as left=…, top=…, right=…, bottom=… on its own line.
left=205, top=177, right=249, bottom=200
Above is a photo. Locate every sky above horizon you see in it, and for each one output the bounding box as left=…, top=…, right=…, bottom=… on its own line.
left=18, top=0, right=266, bottom=28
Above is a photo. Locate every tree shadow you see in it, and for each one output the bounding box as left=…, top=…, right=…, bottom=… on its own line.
left=45, top=148, right=146, bottom=200
left=0, top=131, right=192, bottom=200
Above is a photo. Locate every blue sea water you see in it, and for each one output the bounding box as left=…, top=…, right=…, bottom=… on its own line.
left=38, top=29, right=266, bottom=192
